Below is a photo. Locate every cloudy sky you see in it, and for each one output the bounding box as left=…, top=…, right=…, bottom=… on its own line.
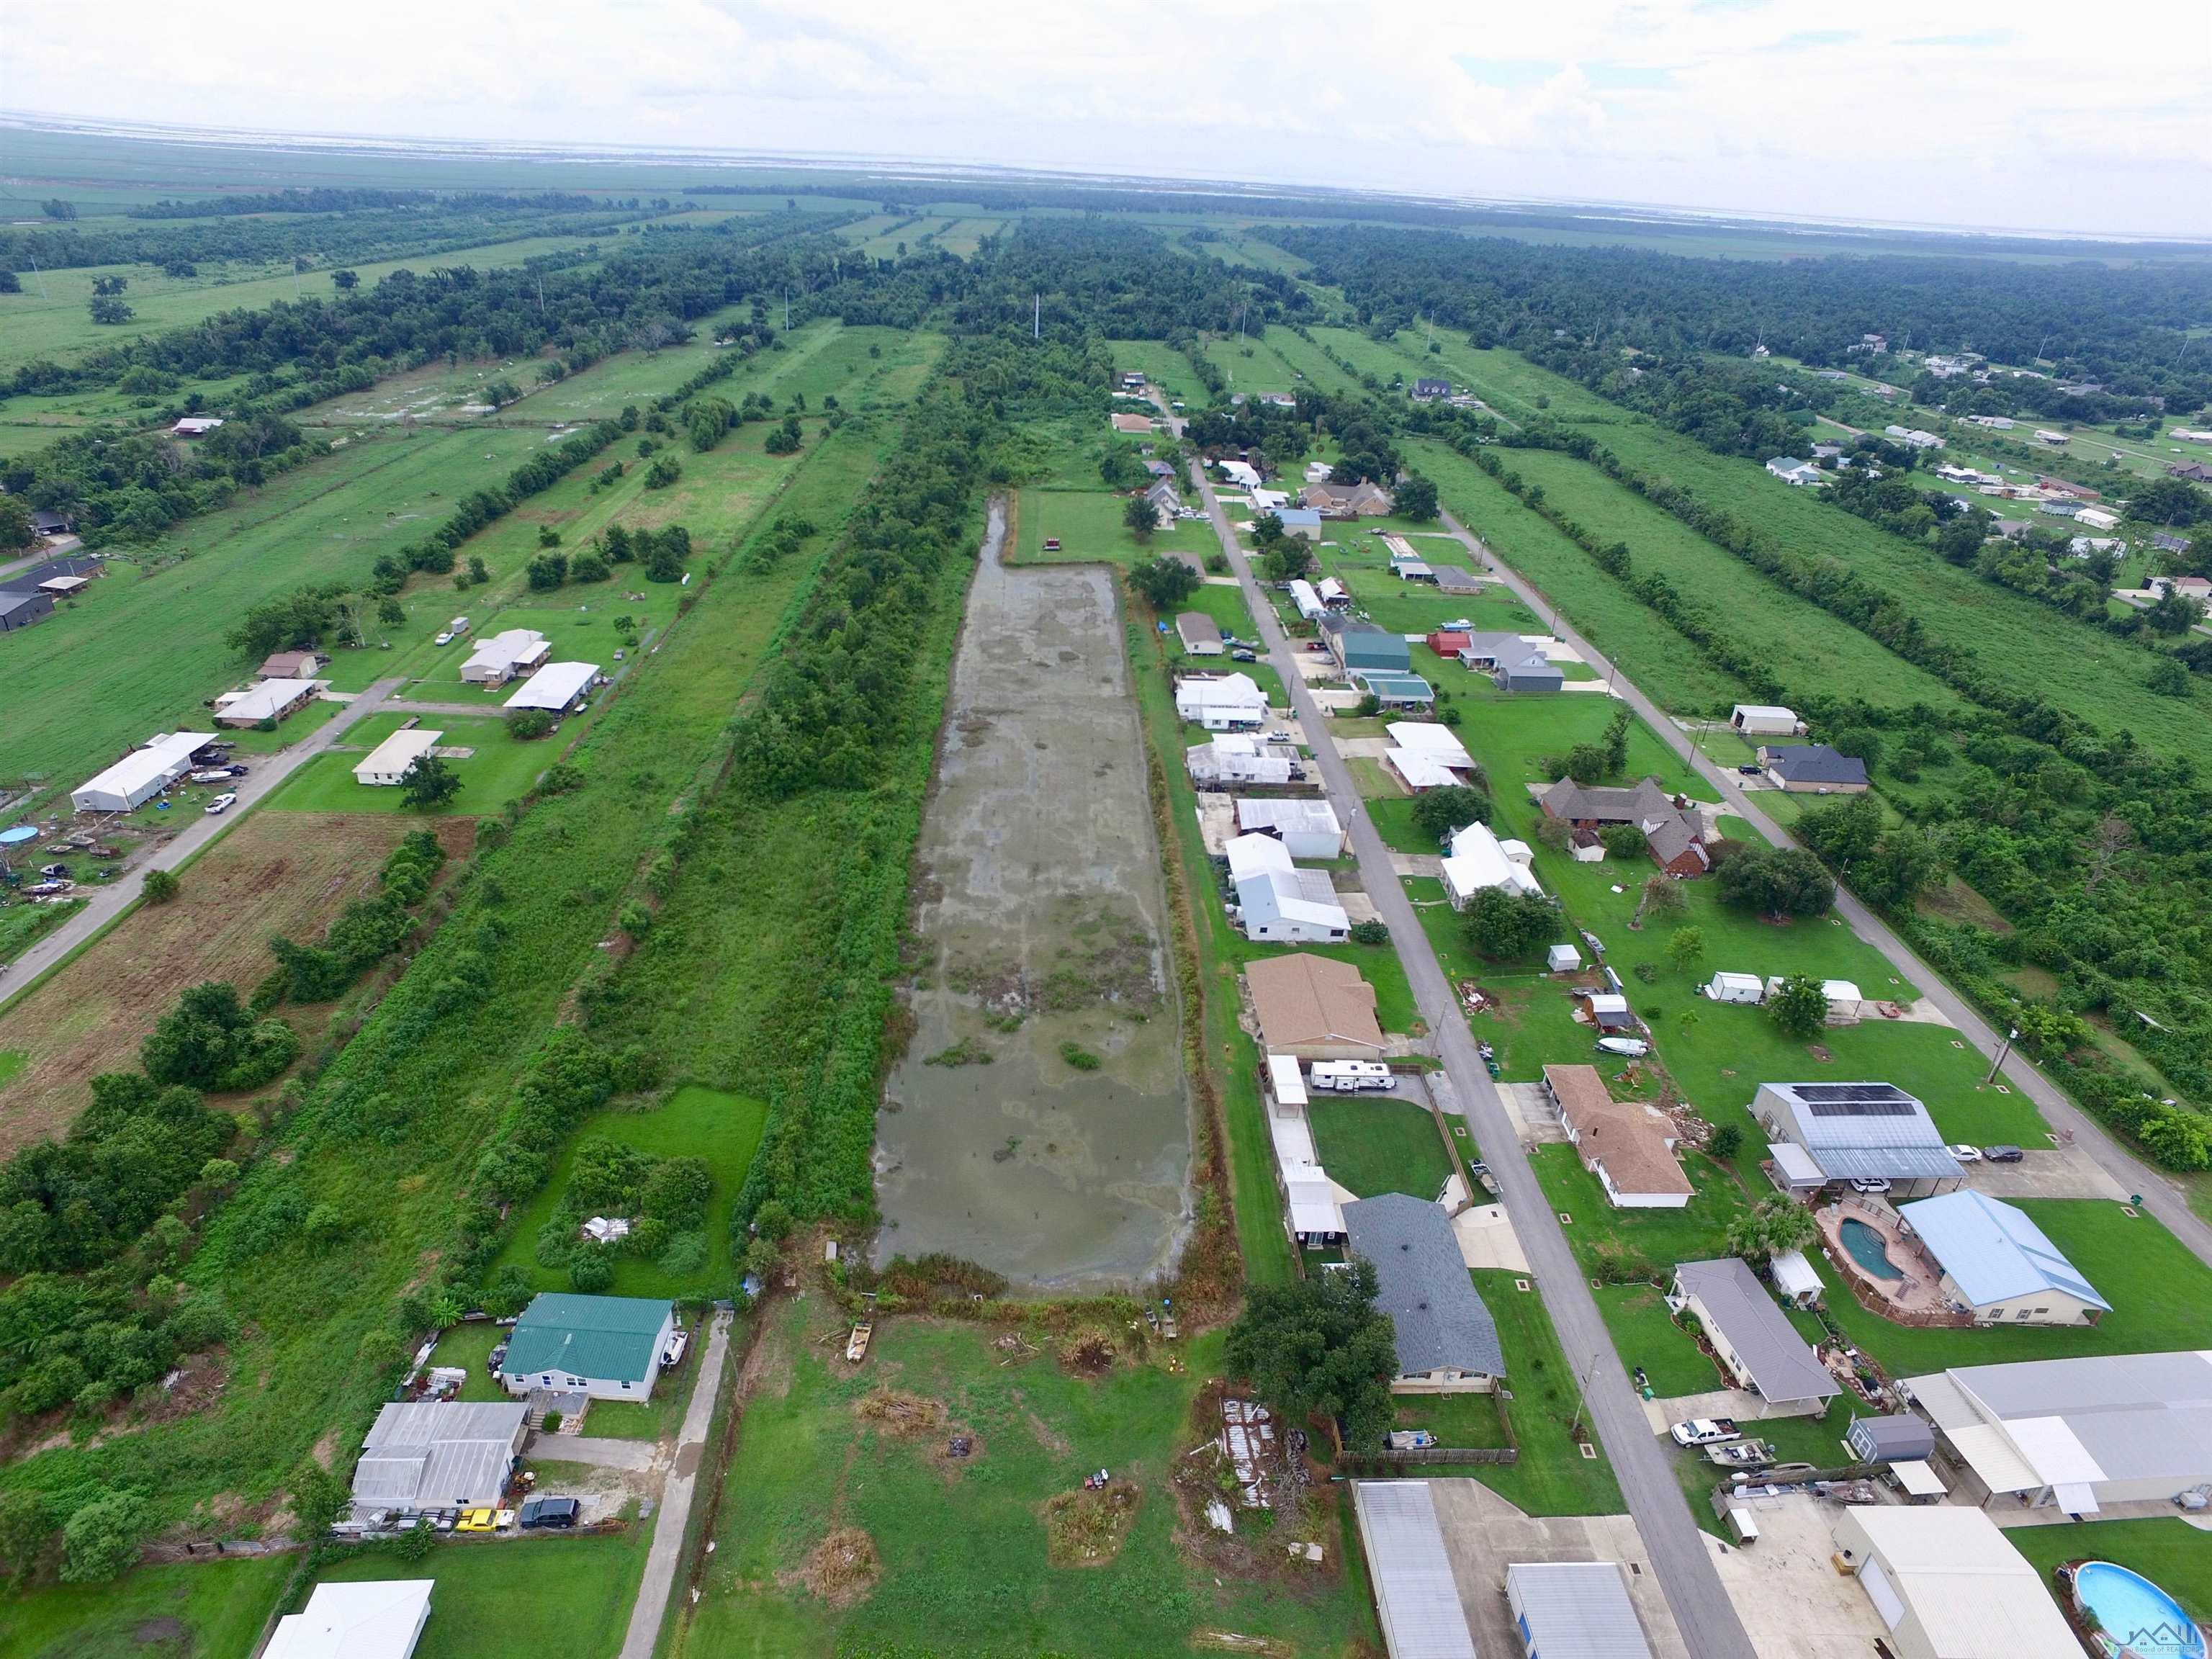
left=11, top=0, right=2212, bottom=237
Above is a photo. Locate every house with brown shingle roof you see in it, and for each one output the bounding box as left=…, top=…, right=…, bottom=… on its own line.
left=1301, top=480, right=1394, bottom=518
left=1246, top=953, right=1386, bottom=1060
left=1542, top=1064, right=1692, bottom=1209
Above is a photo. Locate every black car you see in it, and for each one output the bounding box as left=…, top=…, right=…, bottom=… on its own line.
left=1735, top=764, right=1762, bottom=776
left=519, top=1495, right=580, bottom=1529
left=1980, top=1144, right=2025, bottom=1163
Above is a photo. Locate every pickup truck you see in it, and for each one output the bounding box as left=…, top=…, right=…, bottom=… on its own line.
left=1669, top=1418, right=1742, bottom=1447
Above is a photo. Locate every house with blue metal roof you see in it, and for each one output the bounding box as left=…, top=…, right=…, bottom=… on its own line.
left=1898, top=1191, right=2109, bottom=1326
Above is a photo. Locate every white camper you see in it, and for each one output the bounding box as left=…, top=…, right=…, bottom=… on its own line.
left=1309, top=1061, right=1393, bottom=1094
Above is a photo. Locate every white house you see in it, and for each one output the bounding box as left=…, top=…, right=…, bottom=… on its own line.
left=2073, top=505, right=2120, bottom=531
left=1175, top=672, right=1269, bottom=731
left=1228, top=834, right=1347, bottom=942
left=1236, top=798, right=1344, bottom=859
left=169, top=415, right=226, bottom=438
left=264, top=1582, right=435, bottom=1659
left=214, top=677, right=319, bottom=728
left=505, top=661, right=599, bottom=716
left=1440, top=821, right=1542, bottom=909
left=1765, top=457, right=1822, bottom=486
left=1216, top=459, right=1262, bottom=490
left=354, top=728, right=444, bottom=788
left=71, top=732, right=215, bottom=814
left=1187, top=734, right=1292, bottom=786
left=1287, top=578, right=1324, bottom=621
left=462, top=629, right=551, bottom=686
left=1884, top=425, right=1944, bottom=450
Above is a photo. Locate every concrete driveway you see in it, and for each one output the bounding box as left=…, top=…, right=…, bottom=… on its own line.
left=1426, top=1478, right=1691, bottom=1659
left=1967, top=1146, right=2127, bottom=1201
left=541, top=1435, right=658, bottom=1472
left=1701, top=1494, right=1885, bottom=1659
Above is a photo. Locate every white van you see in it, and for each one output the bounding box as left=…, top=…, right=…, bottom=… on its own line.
left=1310, top=1061, right=1393, bottom=1094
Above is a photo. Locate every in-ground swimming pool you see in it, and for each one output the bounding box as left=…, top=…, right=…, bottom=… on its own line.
left=1838, top=1217, right=1905, bottom=1280
left=2073, top=1561, right=2206, bottom=1659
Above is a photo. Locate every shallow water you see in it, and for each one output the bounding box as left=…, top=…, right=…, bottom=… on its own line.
left=873, top=500, right=1192, bottom=1291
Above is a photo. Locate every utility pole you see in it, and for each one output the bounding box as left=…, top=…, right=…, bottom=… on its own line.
left=1984, top=1026, right=2019, bottom=1086
left=26, top=254, right=48, bottom=299
left=1568, top=1348, right=1604, bottom=1444
left=784, top=286, right=790, bottom=331
left=1033, top=292, right=1040, bottom=341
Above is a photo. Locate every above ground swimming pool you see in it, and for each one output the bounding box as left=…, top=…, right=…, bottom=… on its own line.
left=2072, top=1561, right=2206, bottom=1659
left=1837, top=1217, right=1905, bottom=1280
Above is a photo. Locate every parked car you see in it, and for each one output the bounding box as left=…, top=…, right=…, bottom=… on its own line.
left=1231, top=648, right=1257, bottom=662
left=1982, top=1144, right=2025, bottom=1163
left=519, top=1495, right=580, bottom=1529
left=1306, top=641, right=1330, bottom=653
left=204, top=793, right=237, bottom=816
left=1670, top=1418, right=1742, bottom=1447
left=433, top=629, right=455, bottom=646
left=1736, top=764, right=1762, bottom=776
left=1269, top=729, right=1294, bottom=744
left=1946, top=1143, right=1983, bottom=1163
left=486, top=1341, right=508, bottom=1375
left=1849, top=1177, right=1891, bottom=1195
left=454, top=1508, right=505, bottom=1532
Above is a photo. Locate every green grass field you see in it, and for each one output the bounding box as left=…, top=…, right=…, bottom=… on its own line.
left=1307, top=1093, right=1456, bottom=1200
left=491, top=1084, right=768, bottom=1300
left=1467, top=1270, right=1625, bottom=1516
left=0, top=1555, right=295, bottom=1659
left=264, top=714, right=552, bottom=815
left=2005, top=1519, right=2212, bottom=1629
left=667, top=1306, right=1380, bottom=1659
left=302, top=1527, right=652, bottom=1659
left=0, top=232, right=612, bottom=374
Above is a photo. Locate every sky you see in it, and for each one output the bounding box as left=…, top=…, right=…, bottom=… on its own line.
left=10, top=0, right=2212, bottom=238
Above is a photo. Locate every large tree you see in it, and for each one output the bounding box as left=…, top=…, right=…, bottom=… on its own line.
left=1717, top=845, right=1834, bottom=920
left=1128, top=554, right=1199, bottom=610
left=1411, top=783, right=1488, bottom=845
left=400, top=755, right=462, bottom=811
left=1725, top=1197, right=1819, bottom=1262
left=1226, top=1258, right=1399, bottom=1452
left=1766, top=974, right=1831, bottom=1040
left=1393, top=474, right=1439, bottom=522
left=1463, top=886, right=1557, bottom=961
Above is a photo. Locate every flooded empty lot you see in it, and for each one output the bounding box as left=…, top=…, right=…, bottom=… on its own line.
left=875, top=502, right=1192, bottom=1291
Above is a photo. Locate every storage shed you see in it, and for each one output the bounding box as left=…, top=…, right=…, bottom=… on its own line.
left=1175, top=613, right=1225, bottom=657
left=1504, top=1561, right=1654, bottom=1659
left=504, top=661, right=600, bottom=715
left=71, top=732, right=216, bottom=814
left=355, top=728, right=444, bottom=788
left=1704, top=972, right=1763, bottom=1005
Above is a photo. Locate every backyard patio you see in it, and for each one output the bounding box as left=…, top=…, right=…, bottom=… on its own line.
left=1812, top=1196, right=1968, bottom=1326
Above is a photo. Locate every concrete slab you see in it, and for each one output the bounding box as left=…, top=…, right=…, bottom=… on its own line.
left=1967, top=1148, right=2128, bottom=1202
left=1339, top=889, right=1381, bottom=925
left=1393, top=852, right=1444, bottom=878
left=1702, top=1493, right=1886, bottom=1659
left=1642, top=1389, right=1829, bottom=1435
left=1337, top=737, right=1393, bottom=759
left=1500, top=1081, right=1567, bottom=1145
left=1195, top=793, right=1237, bottom=857
left=1425, top=1478, right=1691, bottom=1659
left=1452, top=1205, right=1531, bottom=1273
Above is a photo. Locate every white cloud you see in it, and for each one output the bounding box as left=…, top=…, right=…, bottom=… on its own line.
left=7, top=0, right=2210, bottom=236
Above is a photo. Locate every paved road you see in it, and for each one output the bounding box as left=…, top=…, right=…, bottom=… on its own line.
left=1193, top=467, right=1760, bottom=1659
left=619, top=1308, right=732, bottom=1659
left=0, top=680, right=403, bottom=1014
left=1437, top=508, right=2212, bottom=1272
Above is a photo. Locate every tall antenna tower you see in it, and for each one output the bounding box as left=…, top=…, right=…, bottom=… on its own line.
left=1034, top=292, right=1040, bottom=340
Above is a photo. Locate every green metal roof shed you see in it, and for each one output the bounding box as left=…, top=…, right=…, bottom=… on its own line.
left=501, top=1292, right=675, bottom=1393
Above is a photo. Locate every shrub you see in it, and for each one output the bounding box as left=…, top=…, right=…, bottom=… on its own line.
left=1349, top=918, right=1390, bottom=945
left=1058, top=1042, right=1101, bottom=1071
left=506, top=708, right=557, bottom=741
left=141, top=868, right=180, bottom=905
left=60, top=1493, right=150, bottom=1584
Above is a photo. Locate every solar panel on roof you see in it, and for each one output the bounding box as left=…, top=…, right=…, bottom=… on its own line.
left=1792, top=1083, right=1910, bottom=1104
left=1807, top=1097, right=1918, bottom=1117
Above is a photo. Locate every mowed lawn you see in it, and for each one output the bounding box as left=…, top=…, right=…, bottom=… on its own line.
left=1467, top=1269, right=1626, bottom=1516
left=0, top=423, right=551, bottom=799
left=304, top=1527, right=652, bottom=1659
left=669, top=1305, right=1380, bottom=1659
left=0, top=813, right=475, bottom=1151
left=1308, top=1092, right=1456, bottom=1200
left=1017, top=485, right=1218, bottom=571
left=492, top=1084, right=768, bottom=1301
left=2005, top=1519, right=2212, bottom=1629
left=265, top=714, right=554, bottom=815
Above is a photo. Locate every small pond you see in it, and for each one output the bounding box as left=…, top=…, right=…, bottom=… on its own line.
left=1838, top=1217, right=1904, bottom=1281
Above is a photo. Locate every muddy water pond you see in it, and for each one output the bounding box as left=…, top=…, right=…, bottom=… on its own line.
left=874, top=501, right=1192, bottom=1291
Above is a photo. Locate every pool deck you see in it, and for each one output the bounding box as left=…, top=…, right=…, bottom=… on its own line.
left=1813, top=1197, right=1965, bottom=1323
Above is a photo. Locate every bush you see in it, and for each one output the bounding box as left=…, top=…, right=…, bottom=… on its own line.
left=1058, top=1042, right=1101, bottom=1071
left=141, top=868, right=180, bottom=905
left=60, top=1493, right=150, bottom=1583
left=506, top=708, right=557, bottom=741
left=1349, top=918, right=1390, bottom=945
left=1707, top=1123, right=1744, bottom=1161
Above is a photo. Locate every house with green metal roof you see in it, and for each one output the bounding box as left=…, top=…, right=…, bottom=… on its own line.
left=498, top=1292, right=678, bottom=1401
left=1318, top=613, right=1410, bottom=675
